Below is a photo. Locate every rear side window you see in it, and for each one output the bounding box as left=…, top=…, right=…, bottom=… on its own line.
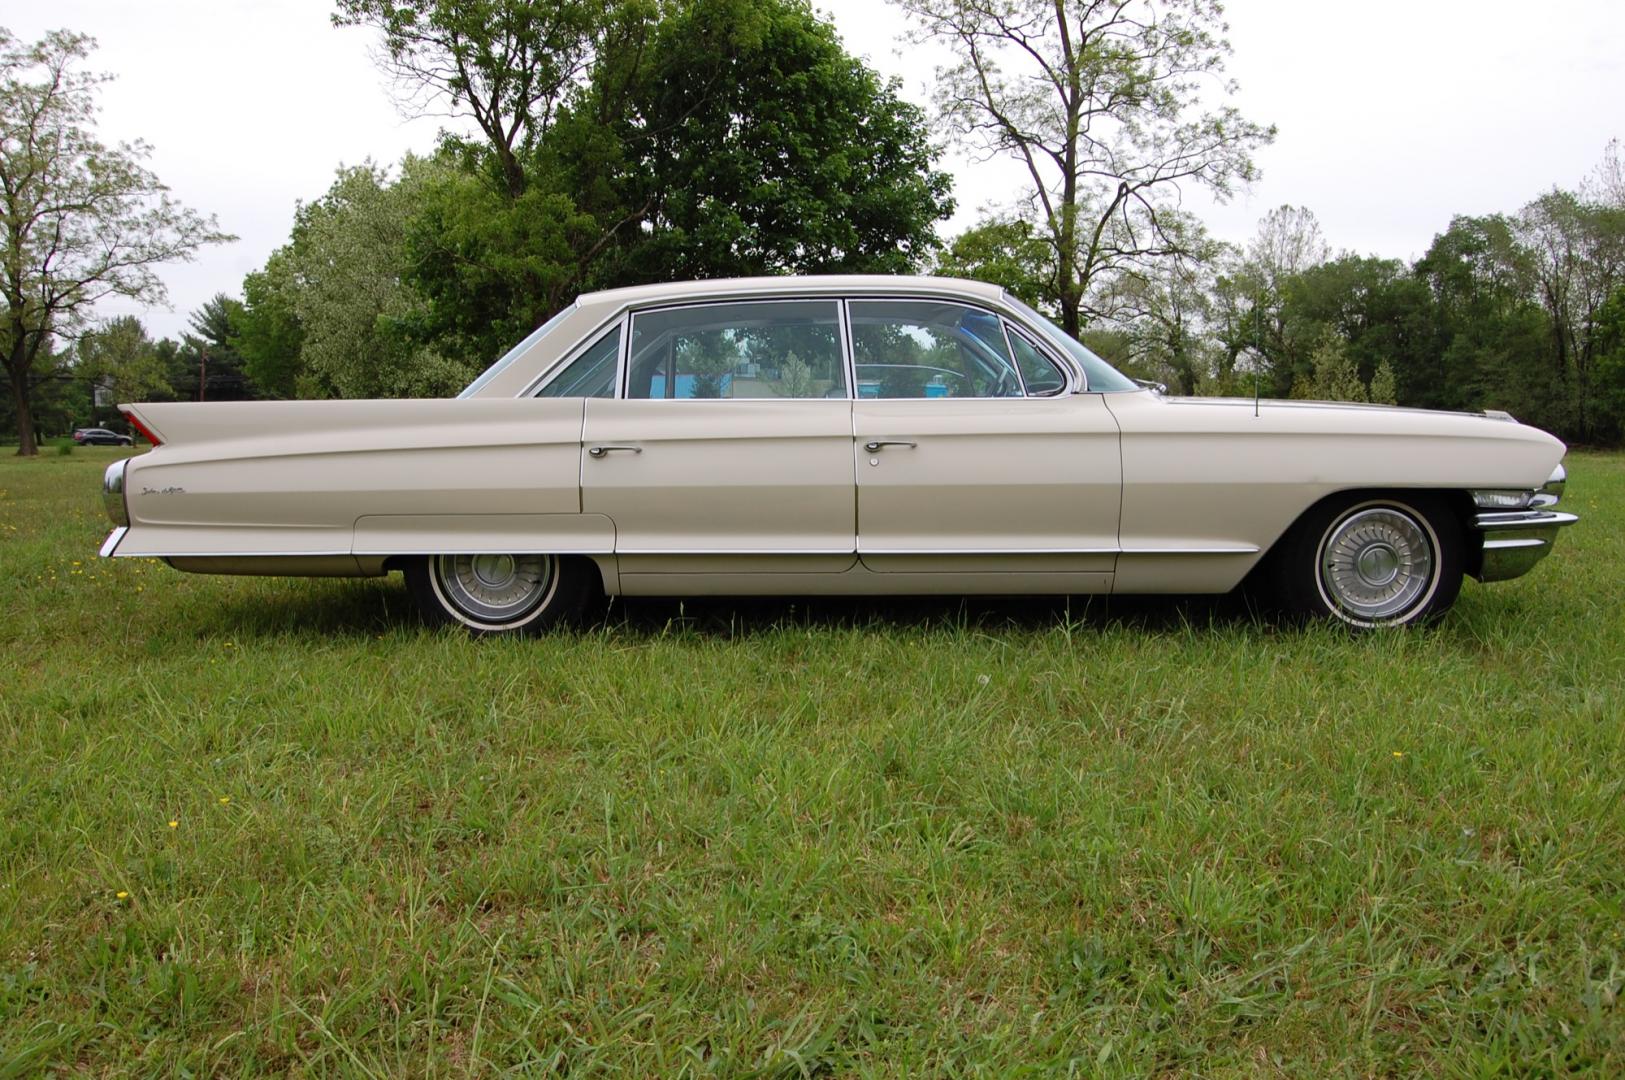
left=536, top=327, right=619, bottom=398
left=626, top=300, right=846, bottom=400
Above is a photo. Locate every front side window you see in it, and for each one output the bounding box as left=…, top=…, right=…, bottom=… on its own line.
left=849, top=300, right=1024, bottom=399
left=536, top=326, right=619, bottom=398
left=626, top=300, right=846, bottom=400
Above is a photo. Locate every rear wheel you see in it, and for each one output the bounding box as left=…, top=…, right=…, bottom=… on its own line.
left=405, top=553, right=595, bottom=635
left=1273, top=492, right=1464, bottom=628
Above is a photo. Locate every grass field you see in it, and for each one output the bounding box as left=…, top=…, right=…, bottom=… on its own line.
left=1, top=446, right=1621, bottom=1075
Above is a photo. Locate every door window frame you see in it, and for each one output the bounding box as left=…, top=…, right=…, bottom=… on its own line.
left=620, top=298, right=851, bottom=402
left=842, top=297, right=1044, bottom=401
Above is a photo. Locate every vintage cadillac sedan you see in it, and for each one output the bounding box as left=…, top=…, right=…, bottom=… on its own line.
left=98, top=275, right=1577, bottom=632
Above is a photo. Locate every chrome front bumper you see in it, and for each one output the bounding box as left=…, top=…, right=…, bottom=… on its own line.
left=1474, top=509, right=1579, bottom=582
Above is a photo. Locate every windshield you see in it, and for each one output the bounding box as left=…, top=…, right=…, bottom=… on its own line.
left=1001, top=295, right=1138, bottom=392
left=457, top=304, right=578, bottom=398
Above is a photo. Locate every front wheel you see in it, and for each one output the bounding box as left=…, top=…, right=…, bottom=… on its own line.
left=1272, top=493, right=1464, bottom=628
left=405, top=553, right=596, bottom=635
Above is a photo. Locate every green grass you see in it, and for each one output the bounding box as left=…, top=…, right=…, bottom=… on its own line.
left=2, top=446, right=1622, bottom=1075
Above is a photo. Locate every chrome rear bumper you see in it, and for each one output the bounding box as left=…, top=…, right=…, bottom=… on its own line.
left=1473, top=509, right=1579, bottom=582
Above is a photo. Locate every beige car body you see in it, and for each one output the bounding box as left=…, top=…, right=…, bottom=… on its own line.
left=100, top=274, right=1573, bottom=602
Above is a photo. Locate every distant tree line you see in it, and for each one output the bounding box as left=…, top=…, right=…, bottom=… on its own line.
left=6, top=2, right=1623, bottom=451
left=938, top=165, right=1625, bottom=445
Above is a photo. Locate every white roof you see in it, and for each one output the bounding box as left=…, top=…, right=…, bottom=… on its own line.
left=575, top=274, right=1006, bottom=312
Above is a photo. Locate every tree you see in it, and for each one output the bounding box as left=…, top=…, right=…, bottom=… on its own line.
left=1, top=29, right=231, bottom=454
left=1296, top=333, right=1365, bottom=402
left=894, top=0, right=1272, bottom=335
left=168, top=294, right=256, bottom=401
left=1209, top=206, right=1329, bottom=394
left=1369, top=358, right=1397, bottom=405
left=234, top=255, right=305, bottom=398
left=273, top=158, right=471, bottom=398
left=1099, top=212, right=1221, bottom=394
left=73, top=315, right=171, bottom=415
left=598, top=0, right=953, bottom=283
left=401, top=0, right=953, bottom=364
left=934, top=215, right=1056, bottom=312
left=332, top=0, right=605, bottom=199
left=1584, top=139, right=1625, bottom=210
left=1514, top=189, right=1625, bottom=442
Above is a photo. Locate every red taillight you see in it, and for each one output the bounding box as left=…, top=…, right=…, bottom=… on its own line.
left=122, top=409, right=162, bottom=447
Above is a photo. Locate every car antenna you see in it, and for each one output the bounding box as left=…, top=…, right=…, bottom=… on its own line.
left=1253, top=365, right=1261, bottom=418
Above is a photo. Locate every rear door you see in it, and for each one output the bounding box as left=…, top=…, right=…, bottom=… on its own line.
left=580, top=299, right=856, bottom=573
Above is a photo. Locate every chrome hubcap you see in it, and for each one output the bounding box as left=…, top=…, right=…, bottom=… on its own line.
left=433, top=553, right=556, bottom=625
left=1319, top=508, right=1435, bottom=622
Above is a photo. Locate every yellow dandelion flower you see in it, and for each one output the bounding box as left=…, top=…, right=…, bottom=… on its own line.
left=168, top=820, right=178, bottom=829
left=115, top=890, right=129, bottom=900
left=1391, top=751, right=1405, bottom=759
left=219, top=796, right=230, bottom=805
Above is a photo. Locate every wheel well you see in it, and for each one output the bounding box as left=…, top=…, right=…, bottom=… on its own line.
left=379, top=552, right=612, bottom=595
left=1241, top=487, right=1478, bottom=591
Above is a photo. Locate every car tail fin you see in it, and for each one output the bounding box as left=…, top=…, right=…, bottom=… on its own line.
left=120, top=406, right=163, bottom=447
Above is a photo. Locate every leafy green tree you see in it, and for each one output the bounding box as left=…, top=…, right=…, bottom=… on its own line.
left=1, top=28, right=230, bottom=454
left=164, top=294, right=256, bottom=401
left=1295, top=333, right=1366, bottom=402
left=73, top=316, right=172, bottom=416
left=404, top=168, right=599, bottom=365
left=1413, top=214, right=1548, bottom=418
left=599, top=0, right=952, bottom=282
left=402, top=0, right=953, bottom=364
left=934, top=216, right=1055, bottom=312
left=1514, top=189, right=1625, bottom=442
left=296, top=159, right=470, bottom=398
left=1369, top=359, right=1398, bottom=405
left=894, top=0, right=1272, bottom=336
left=332, top=0, right=606, bottom=199
left=1099, top=214, right=1222, bottom=394
left=234, top=255, right=305, bottom=398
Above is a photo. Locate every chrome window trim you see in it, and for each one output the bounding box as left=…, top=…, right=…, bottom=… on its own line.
left=845, top=296, right=1058, bottom=400
left=520, top=315, right=628, bottom=398
left=506, top=287, right=1093, bottom=400
left=1002, top=323, right=1068, bottom=398
left=998, top=318, right=1030, bottom=397
left=620, top=297, right=851, bottom=401
left=996, top=292, right=1150, bottom=394
left=838, top=299, right=858, bottom=402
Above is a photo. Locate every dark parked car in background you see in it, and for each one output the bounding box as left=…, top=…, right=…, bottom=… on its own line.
left=73, top=427, right=132, bottom=446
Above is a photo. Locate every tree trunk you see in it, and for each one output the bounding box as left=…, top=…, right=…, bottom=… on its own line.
left=8, top=364, right=38, bottom=456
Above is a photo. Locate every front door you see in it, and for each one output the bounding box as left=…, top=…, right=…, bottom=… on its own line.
left=848, top=299, right=1121, bottom=572
left=581, top=299, right=856, bottom=574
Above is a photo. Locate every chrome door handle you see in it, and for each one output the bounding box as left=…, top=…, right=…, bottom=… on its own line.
left=863, top=440, right=917, bottom=452
left=587, top=445, right=642, bottom=458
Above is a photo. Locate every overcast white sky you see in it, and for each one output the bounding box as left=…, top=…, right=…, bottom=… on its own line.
left=7, top=0, right=1623, bottom=339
